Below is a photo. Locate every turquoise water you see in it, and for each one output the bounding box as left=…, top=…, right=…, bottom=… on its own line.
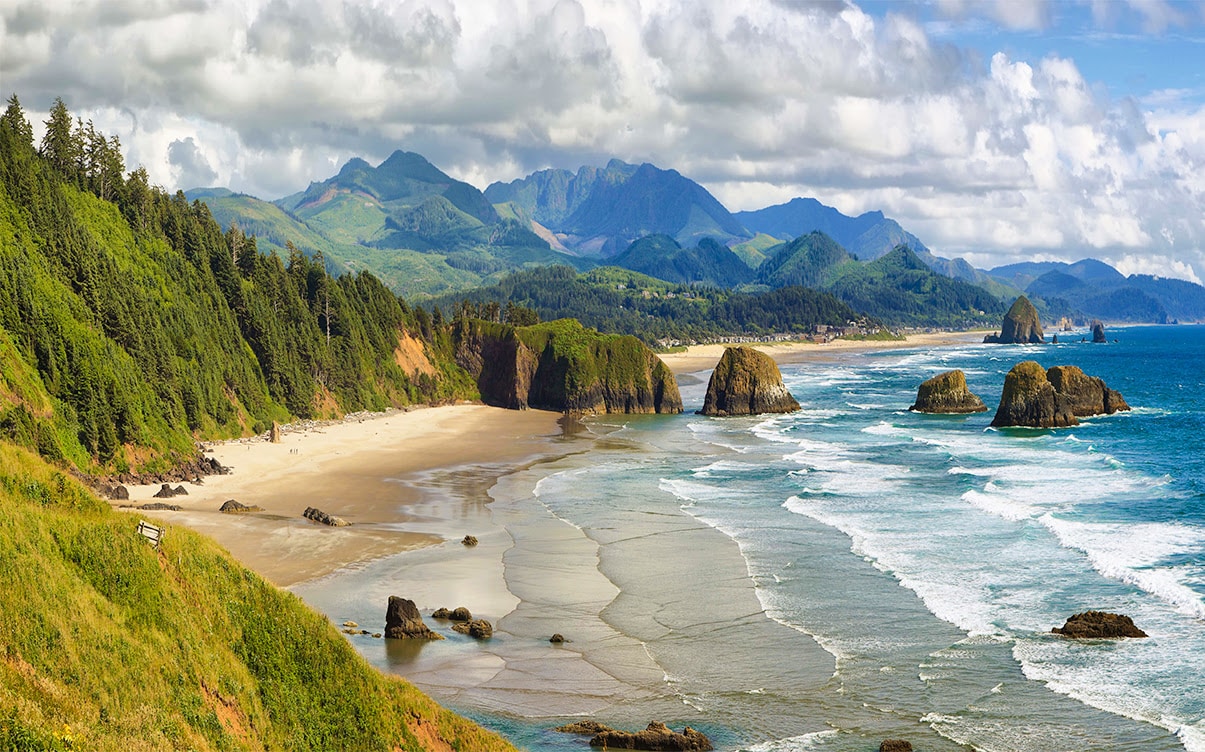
left=306, top=325, right=1205, bottom=750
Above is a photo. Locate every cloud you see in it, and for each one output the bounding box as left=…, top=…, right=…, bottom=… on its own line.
left=167, top=136, right=219, bottom=189
left=4, top=0, right=1205, bottom=282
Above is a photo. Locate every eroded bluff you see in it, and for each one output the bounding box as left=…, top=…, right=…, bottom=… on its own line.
left=453, top=318, right=682, bottom=414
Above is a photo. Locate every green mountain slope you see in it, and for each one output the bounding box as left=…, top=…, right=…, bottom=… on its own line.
left=611, top=234, right=754, bottom=287
left=757, top=231, right=855, bottom=289
left=0, top=442, right=516, bottom=752
left=0, top=98, right=475, bottom=474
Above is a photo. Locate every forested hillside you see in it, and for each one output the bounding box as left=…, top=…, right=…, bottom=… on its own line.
left=0, top=96, right=475, bottom=475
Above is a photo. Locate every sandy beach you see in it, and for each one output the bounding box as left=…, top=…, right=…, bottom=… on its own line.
left=117, top=404, right=567, bottom=587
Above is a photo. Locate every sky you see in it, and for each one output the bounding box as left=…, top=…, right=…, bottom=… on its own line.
left=3, top=0, right=1205, bottom=281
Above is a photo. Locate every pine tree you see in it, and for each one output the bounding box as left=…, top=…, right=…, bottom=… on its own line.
left=1, top=94, right=34, bottom=148
left=40, top=97, right=80, bottom=179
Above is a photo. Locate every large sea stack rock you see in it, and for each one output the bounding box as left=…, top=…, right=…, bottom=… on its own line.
left=1092, top=321, right=1107, bottom=343
left=984, top=296, right=1045, bottom=344
left=589, top=721, right=713, bottom=751
left=384, top=596, right=444, bottom=640
left=453, top=318, right=682, bottom=414
left=1053, top=611, right=1147, bottom=638
left=700, top=346, right=800, bottom=417
left=1046, top=366, right=1130, bottom=417
left=909, top=370, right=987, bottom=414
left=991, top=361, right=1077, bottom=428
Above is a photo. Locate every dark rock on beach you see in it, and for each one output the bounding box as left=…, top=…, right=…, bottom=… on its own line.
left=451, top=619, right=493, bottom=638
left=550, top=633, right=565, bottom=643
left=153, top=484, right=189, bottom=499
left=432, top=606, right=472, bottom=622
left=384, top=596, right=444, bottom=640
left=127, top=502, right=181, bottom=511
left=700, top=346, right=799, bottom=417
left=303, top=506, right=350, bottom=527
left=219, top=499, right=263, bottom=513
left=588, top=721, right=713, bottom=751
left=462, top=534, right=478, bottom=546
left=1053, top=611, right=1148, bottom=639
left=909, top=370, right=987, bottom=414
left=984, top=295, right=1045, bottom=344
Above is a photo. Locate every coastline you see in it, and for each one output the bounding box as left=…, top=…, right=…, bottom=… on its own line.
left=116, top=404, right=567, bottom=587
left=657, top=330, right=988, bottom=374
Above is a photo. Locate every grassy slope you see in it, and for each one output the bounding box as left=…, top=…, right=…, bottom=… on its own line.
left=0, top=442, right=515, bottom=752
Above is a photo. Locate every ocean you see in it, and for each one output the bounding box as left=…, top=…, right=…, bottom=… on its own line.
left=298, top=324, right=1205, bottom=751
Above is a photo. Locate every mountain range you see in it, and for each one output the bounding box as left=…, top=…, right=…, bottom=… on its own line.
left=190, top=151, right=1205, bottom=323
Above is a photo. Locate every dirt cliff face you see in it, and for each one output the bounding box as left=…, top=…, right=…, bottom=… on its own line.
left=700, top=346, right=800, bottom=417
left=453, top=319, right=682, bottom=414
left=909, top=370, right=987, bottom=414
left=984, top=296, right=1045, bottom=344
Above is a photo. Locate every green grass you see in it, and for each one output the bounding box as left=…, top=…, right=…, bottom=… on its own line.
left=0, top=442, right=516, bottom=752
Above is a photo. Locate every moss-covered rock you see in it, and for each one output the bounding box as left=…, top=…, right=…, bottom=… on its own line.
left=990, top=360, right=1077, bottom=428
left=453, top=318, right=682, bottom=414
left=984, top=296, right=1045, bottom=344
left=1046, top=365, right=1130, bottom=417
left=700, top=346, right=800, bottom=417
left=909, top=370, right=987, bottom=414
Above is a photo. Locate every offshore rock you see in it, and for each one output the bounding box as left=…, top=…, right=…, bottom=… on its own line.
left=909, top=370, right=987, bottom=414
left=699, top=346, right=800, bottom=417
left=984, top=296, right=1045, bottom=344
left=991, top=361, right=1077, bottom=428
left=1053, top=611, right=1147, bottom=639
left=880, top=742, right=913, bottom=752
left=1045, top=366, right=1130, bottom=417
left=588, top=721, right=713, bottom=751
left=556, top=720, right=610, bottom=735
left=1092, top=320, right=1107, bottom=343
left=384, top=596, right=444, bottom=640
left=453, top=318, right=682, bottom=414
left=461, top=534, right=478, bottom=546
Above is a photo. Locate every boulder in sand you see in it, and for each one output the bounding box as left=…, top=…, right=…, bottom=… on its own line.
left=303, top=506, right=350, bottom=527
left=219, top=499, right=263, bottom=514
left=462, top=534, right=478, bottom=546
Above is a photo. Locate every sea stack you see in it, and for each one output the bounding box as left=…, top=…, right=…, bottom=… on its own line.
left=991, top=361, right=1077, bottom=428
left=1053, top=611, right=1147, bottom=639
left=991, top=362, right=1130, bottom=428
left=383, top=596, right=444, bottom=640
left=984, top=296, right=1045, bottom=344
left=1045, top=366, right=1130, bottom=417
left=1092, top=321, right=1107, bottom=343
left=700, top=346, right=800, bottom=417
left=909, top=370, right=987, bottom=414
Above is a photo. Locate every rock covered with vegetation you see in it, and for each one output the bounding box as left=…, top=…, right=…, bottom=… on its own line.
left=1053, top=611, right=1147, bottom=638
left=909, top=370, right=987, bottom=414
left=700, top=346, right=799, bottom=417
left=0, top=443, right=512, bottom=751
left=453, top=317, right=682, bottom=414
left=984, top=296, right=1045, bottom=344
left=1045, top=366, right=1130, bottom=417
left=991, top=362, right=1129, bottom=428
left=991, top=361, right=1077, bottom=428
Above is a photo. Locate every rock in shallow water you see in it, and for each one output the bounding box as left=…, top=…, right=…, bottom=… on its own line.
left=909, top=369, right=987, bottom=414
left=384, top=596, right=444, bottom=640
left=1053, top=611, right=1147, bottom=639
left=588, top=721, right=712, bottom=751
left=699, top=346, right=799, bottom=417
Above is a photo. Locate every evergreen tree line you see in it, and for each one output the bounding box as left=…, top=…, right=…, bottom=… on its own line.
left=0, top=95, right=474, bottom=472
left=429, top=265, right=867, bottom=344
